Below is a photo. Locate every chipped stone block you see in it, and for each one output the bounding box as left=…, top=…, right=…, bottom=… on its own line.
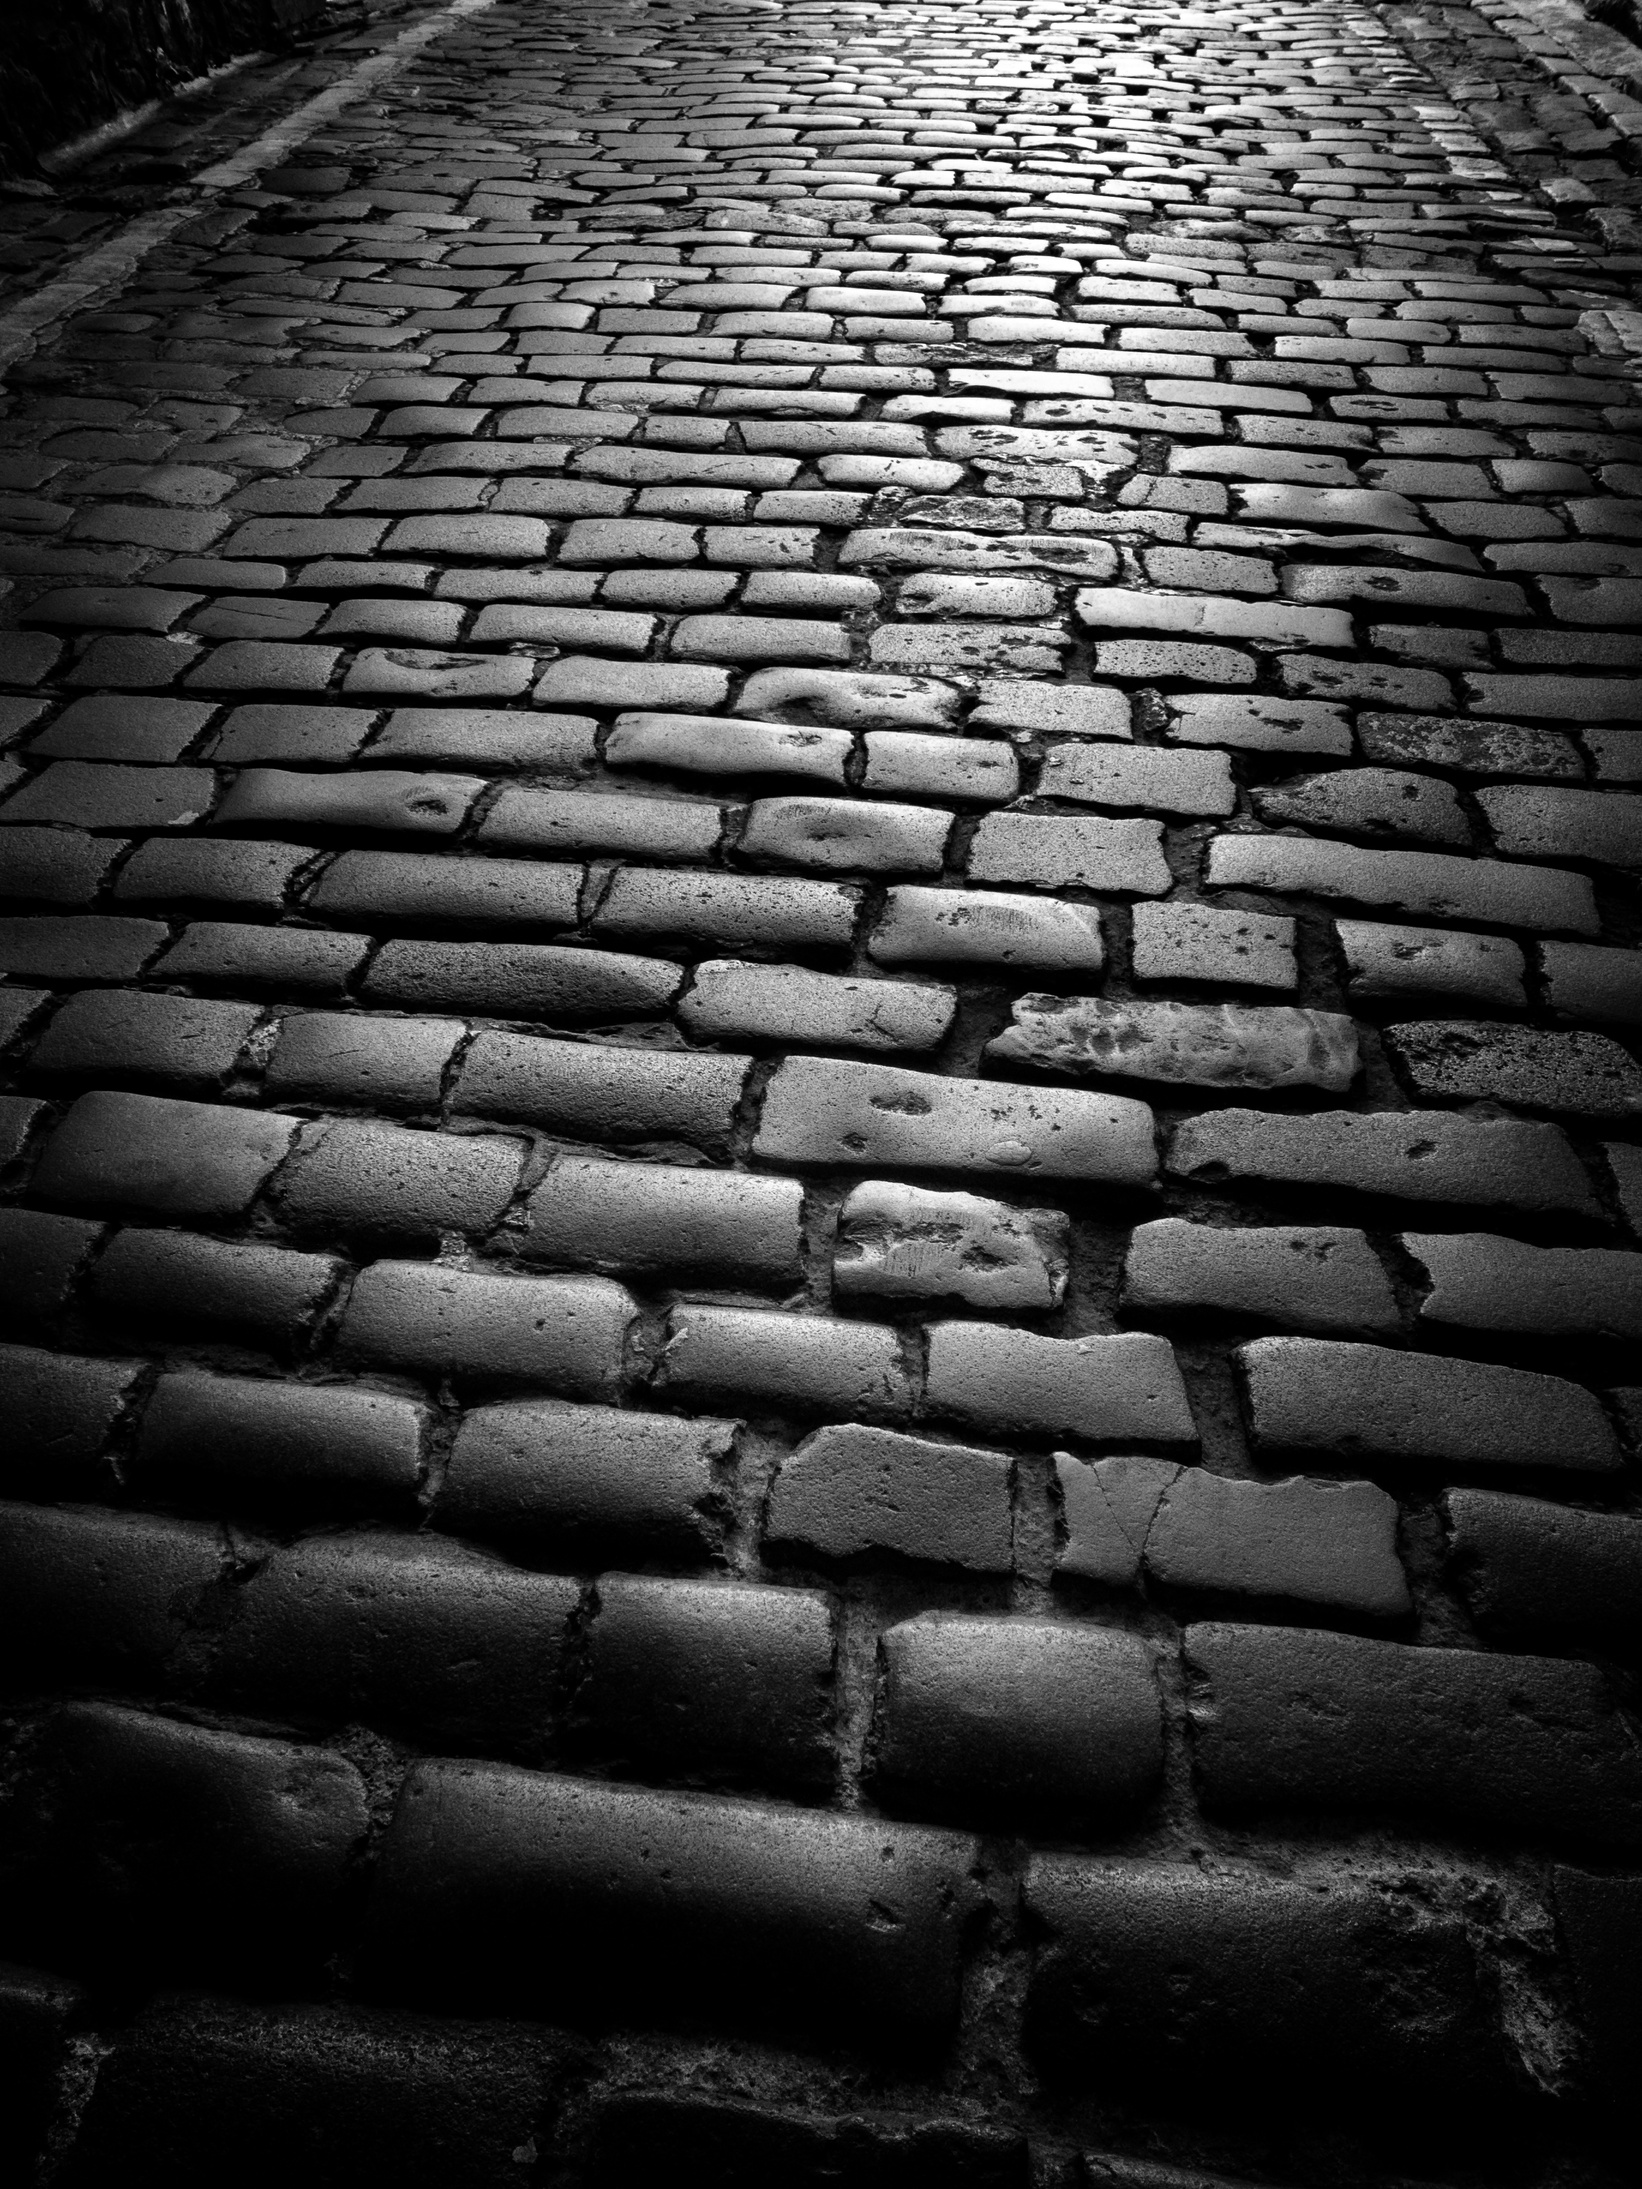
left=1404, top=1233, right=1642, bottom=1340
left=755, top=1054, right=1154, bottom=1184
left=967, top=813, right=1170, bottom=894
left=1357, top=712, right=1580, bottom=781
left=606, top=711, right=851, bottom=786
left=1253, top=767, right=1469, bottom=848
left=1037, top=743, right=1234, bottom=818
left=1076, top=587, right=1353, bottom=651
left=663, top=1307, right=909, bottom=1419
left=735, top=666, right=959, bottom=731
left=1187, top=1623, right=1642, bottom=1848
left=1167, top=694, right=1351, bottom=756
left=869, top=622, right=1069, bottom=677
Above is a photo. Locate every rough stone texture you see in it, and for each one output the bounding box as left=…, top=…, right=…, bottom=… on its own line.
left=1385, top=1020, right=1642, bottom=1118
left=988, top=997, right=1360, bottom=1092
left=869, top=887, right=1106, bottom=972
left=967, top=813, right=1171, bottom=895
left=3, top=0, right=1642, bottom=2176
left=1130, top=902, right=1297, bottom=990
left=834, top=1180, right=1069, bottom=1311
left=1025, top=1860, right=1514, bottom=2109
left=523, top=1155, right=803, bottom=1288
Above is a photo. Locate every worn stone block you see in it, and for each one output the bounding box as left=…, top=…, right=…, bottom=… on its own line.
left=834, top=1180, right=1069, bottom=1311
left=754, top=1055, right=1156, bottom=1184
left=989, top=997, right=1359, bottom=1093
left=1130, top=903, right=1296, bottom=990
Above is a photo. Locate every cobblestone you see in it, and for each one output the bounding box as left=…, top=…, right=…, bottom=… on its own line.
left=2, top=0, right=1641, bottom=2170
left=1057, top=1454, right=1409, bottom=1616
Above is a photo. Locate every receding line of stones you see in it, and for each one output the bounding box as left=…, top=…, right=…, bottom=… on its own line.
left=36, top=49, right=283, bottom=179
left=0, top=0, right=1587, bottom=387
left=0, top=0, right=502, bottom=380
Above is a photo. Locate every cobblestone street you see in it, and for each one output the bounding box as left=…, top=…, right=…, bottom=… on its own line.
left=1, top=1, right=1640, bottom=2183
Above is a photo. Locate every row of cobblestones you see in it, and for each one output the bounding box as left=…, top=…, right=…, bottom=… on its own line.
left=0, top=2, right=1639, bottom=2185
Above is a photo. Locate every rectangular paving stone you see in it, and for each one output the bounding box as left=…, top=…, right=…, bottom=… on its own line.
left=1238, top=1337, right=1620, bottom=1472
left=925, top=1324, right=1195, bottom=1447
left=754, top=1054, right=1155, bottom=1184
left=1206, top=834, right=1598, bottom=934
left=967, top=814, right=1170, bottom=894
left=1169, top=1107, right=1597, bottom=1216
left=1188, top=1624, right=1642, bottom=1848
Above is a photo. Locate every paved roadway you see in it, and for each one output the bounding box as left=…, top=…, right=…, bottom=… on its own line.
left=0, top=3, right=1639, bottom=2185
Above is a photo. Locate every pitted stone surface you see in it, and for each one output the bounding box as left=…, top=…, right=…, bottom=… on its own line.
left=989, top=995, right=1360, bottom=1091
left=834, top=1179, right=1070, bottom=1311
left=2, top=0, right=1641, bottom=2175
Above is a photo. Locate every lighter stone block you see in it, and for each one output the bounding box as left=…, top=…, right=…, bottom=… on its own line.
left=835, top=1180, right=1069, bottom=1311
left=989, top=997, right=1359, bottom=1092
